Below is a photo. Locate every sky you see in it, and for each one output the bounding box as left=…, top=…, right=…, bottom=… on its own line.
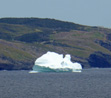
left=0, top=0, right=111, bottom=28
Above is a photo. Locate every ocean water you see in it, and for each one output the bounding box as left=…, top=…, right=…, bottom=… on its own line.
left=0, top=68, right=111, bottom=98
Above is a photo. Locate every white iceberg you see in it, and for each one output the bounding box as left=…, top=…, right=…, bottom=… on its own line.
left=30, top=51, right=82, bottom=73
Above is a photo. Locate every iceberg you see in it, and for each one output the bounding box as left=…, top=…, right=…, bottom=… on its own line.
left=30, top=51, right=82, bottom=73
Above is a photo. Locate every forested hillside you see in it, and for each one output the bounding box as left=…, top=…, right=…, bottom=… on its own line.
left=0, top=17, right=111, bottom=70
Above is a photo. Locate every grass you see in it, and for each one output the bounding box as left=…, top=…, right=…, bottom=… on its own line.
left=69, top=49, right=90, bottom=58
left=0, top=41, right=33, bottom=61
left=90, top=32, right=105, bottom=40
left=0, top=23, right=42, bottom=38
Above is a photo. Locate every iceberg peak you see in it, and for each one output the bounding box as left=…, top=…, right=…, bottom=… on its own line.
left=30, top=51, right=82, bottom=73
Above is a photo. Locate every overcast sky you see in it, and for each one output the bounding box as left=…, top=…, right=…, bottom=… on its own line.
left=0, top=0, right=111, bottom=28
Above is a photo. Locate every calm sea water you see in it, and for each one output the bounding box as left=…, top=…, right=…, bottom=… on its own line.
left=0, top=68, right=111, bottom=98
